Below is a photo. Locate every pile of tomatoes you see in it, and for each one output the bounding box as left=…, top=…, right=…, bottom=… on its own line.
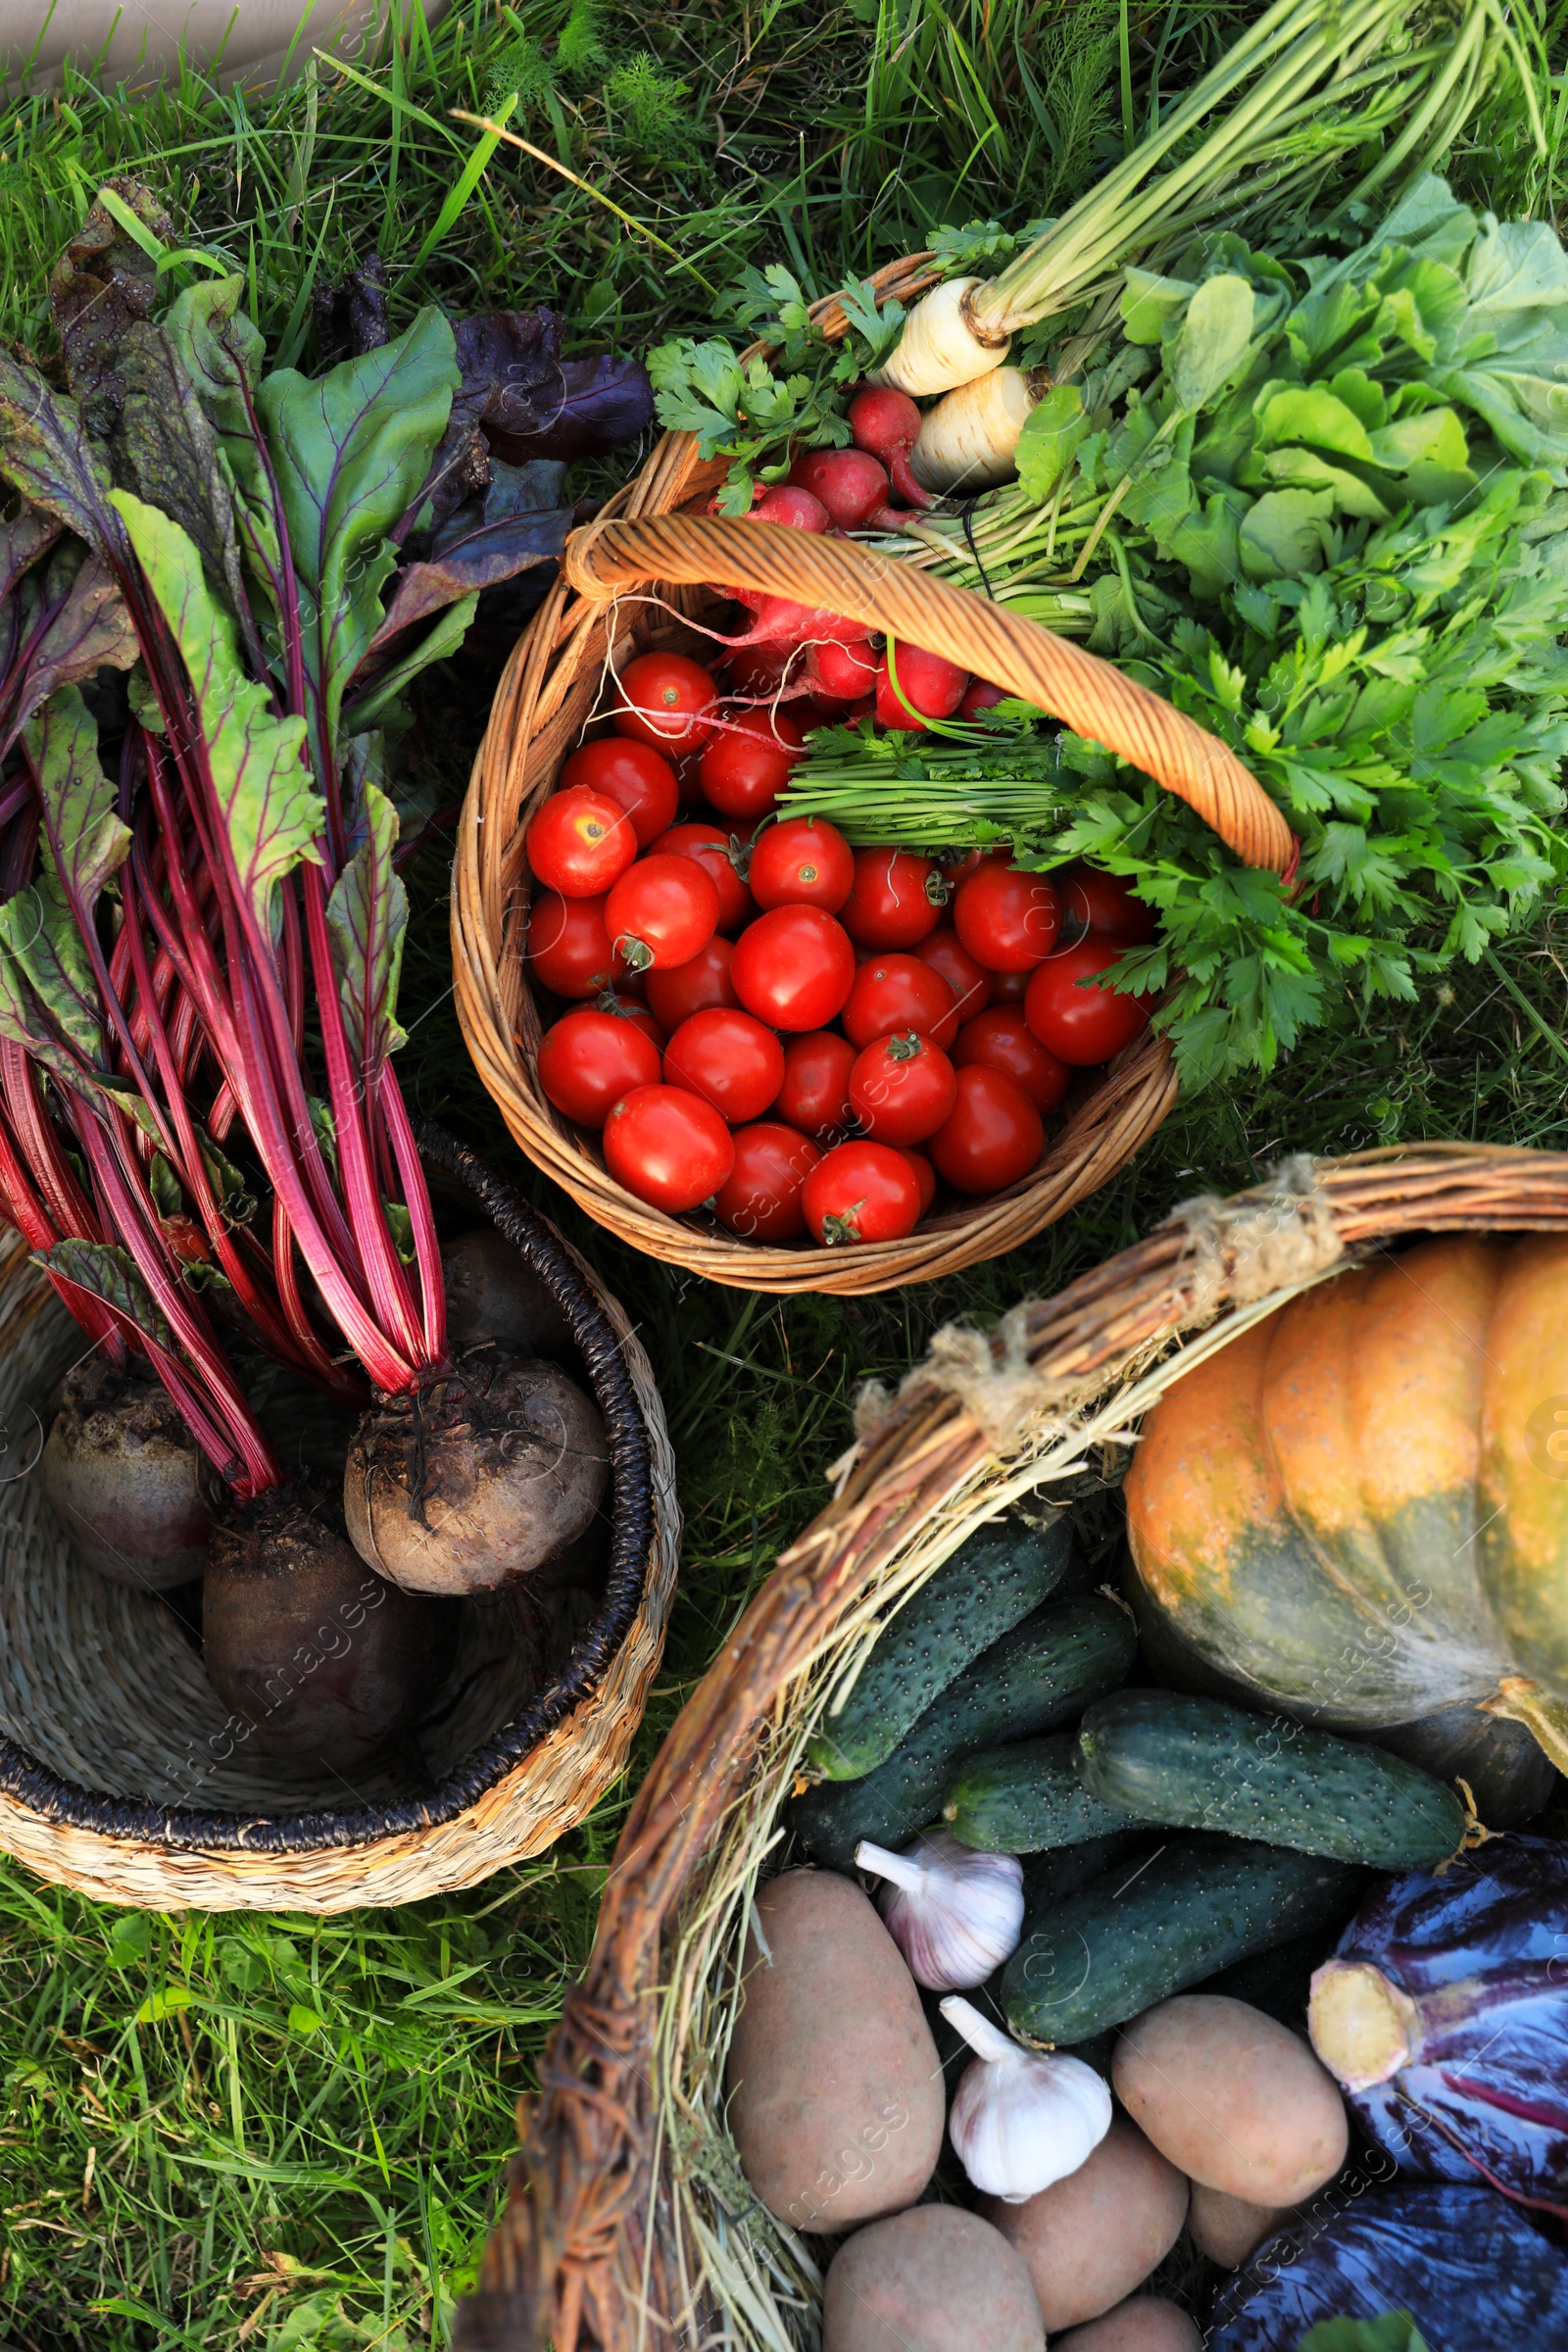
left=523, top=642, right=1157, bottom=1249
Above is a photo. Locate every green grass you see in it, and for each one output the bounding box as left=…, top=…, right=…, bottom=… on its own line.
left=4, top=3, right=1568, bottom=2345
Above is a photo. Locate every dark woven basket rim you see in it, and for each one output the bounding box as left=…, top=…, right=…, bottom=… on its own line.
left=0, top=1123, right=655, bottom=1856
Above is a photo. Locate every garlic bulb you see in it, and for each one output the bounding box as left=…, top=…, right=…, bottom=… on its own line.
left=941, top=1993, right=1111, bottom=2201
left=855, top=1830, right=1023, bottom=1990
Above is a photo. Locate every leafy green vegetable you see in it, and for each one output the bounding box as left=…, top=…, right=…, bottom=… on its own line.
left=1299, top=2315, right=1431, bottom=2352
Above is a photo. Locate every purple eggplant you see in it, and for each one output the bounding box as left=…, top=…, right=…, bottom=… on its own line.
left=1307, top=1835, right=1568, bottom=2218
left=1208, top=2180, right=1568, bottom=2348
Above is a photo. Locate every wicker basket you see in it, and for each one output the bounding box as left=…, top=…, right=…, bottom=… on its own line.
left=0, top=1124, right=678, bottom=1913
left=451, top=1140, right=1568, bottom=2350
left=453, top=262, right=1296, bottom=1297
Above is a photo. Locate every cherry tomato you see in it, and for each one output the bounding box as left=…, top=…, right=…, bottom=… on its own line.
left=698, top=709, right=807, bottom=822
left=605, top=855, right=719, bottom=973
left=955, top=1006, right=1071, bottom=1114
left=843, top=954, right=958, bottom=1052
left=874, top=641, right=968, bottom=731
left=559, top=737, right=681, bottom=849
left=611, top=652, right=717, bottom=752
left=849, top=1032, right=958, bottom=1146
left=603, top=1083, right=735, bottom=1213
left=593, top=992, right=664, bottom=1050
left=644, top=935, right=738, bottom=1032
left=1024, top=938, right=1152, bottom=1066
left=953, top=862, right=1061, bottom=972
left=536, top=1007, right=662, bottom=1127
left=749, top=816, right=855, bottom=913
left=776, top=1029, right=857, bottom=1140
left=914, top=927, right=993, bottom=1028
left=840, top=848, right=945, bottom=950
left=808, top=640, right=878, bottom=700
left=929, top=1066, right=1045, bottom=1195
left=526, top=891, right=625, bottom=998
left=899, top=1148, right=937, bottom=1218
left=712, top=1122, right=820, bottom=1242
left=990, top=965, right=1030, bottom=1004
left=1057, top=861, right=1159, bottom=947
left=803, top=1140, right=921, bottom=1245
left=663, top=1006, right=785, bottom=1125
left=525, top=788, right=635, bottom=897
left=959, top=678, right=1007, bottom=717
left=731, top=906, right=856, bottom=1032
left=650, top=822, right=754, bottom=932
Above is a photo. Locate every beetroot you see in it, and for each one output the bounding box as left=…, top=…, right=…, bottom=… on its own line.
left=787, top=447, right=890, bottom=528
left=441, top=1230, right=575, bottom=1360
left=343, top=1348, right=611, bottom=1597
left=849, top=385, right=936, bottom=511
left=42, top=1356, right=212, bottom=1590
left=203, top=1480, right=447, bottom=1771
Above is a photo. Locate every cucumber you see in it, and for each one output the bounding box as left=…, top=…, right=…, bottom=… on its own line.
left=807, top=1512, right=1075, bottom=1781
left=1076, top=1690, right=1469, bottom=1869
left=942, top=1736, right=1150, bottom=1852
left=1202, top=1927, right=1330, bottom=2032
left=1002, top=1835, right=1366, bottom=2045
left=792, top=1593, right=1136, bottom=1869
left=1020, top=1830, right=1147, bottom=1918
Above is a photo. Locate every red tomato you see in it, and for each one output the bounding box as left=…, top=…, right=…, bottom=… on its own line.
left=603, top=1084, right=735, bottom=1212
left=605, top=855, right=719, bottom=972
left=536, top=1007, right=662, bottom=1127
left=724, top=643, right=799, bottom=697
left=1057, top=861, right=1159, bottom=947
left=899, top=1148, right=937, bottom=1217
left=776, top=1030, right=857, bottom=1140
left=990, top=965, right=1030, bottom=1004
left=843, top=954, right=958, bottom=1052
left=959, top=679, right=1007, bottom=717
left=749, top=816, right=855, bottom=913
left=803, top=1140, right=921, bottom=1245
left=840, top=849, right=945, bottom=950
left=953, top=863, right=1061, bottom=972
left=559, top=737, right=681, bottom=849
left=954, top=1006, right=1071, bottom=1114
left=808, top=640, right=878, bottom=699
left=849, top=1032, right=958, bottom=1146
left=1024, top=939, right=1152, bottom=1066
left=929, top=1066, right=1045, bottom=1195
left=874, top=642, right=969, bottom=731
left=712, top=1122, right=821, bottom=1242
left=663, top=1006, right=785, bottom=1125
left=644, top=935, right=738, bottom=1031
left=526, top=891, right=625, bottom=998
left=525, top=788, right=635, bottom=897
left=594, top=993, right=664, bottom=1050
left=612, top=652, right=717, bottom=752
left=731, top=906, right=856, bottom=1032
left=698, top=709, right=807, bottom=822
left=914, top=927, right=993, bottom=1028
left=649, top=822, right=754, bottom=932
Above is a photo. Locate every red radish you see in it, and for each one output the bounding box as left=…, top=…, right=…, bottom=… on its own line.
left=846, top=694, right=877, bottom=723
left=849, top=385, right=935, bottom=511
left=749, top=484, right=831, bottom=531
left=959, top=679, right=1007, bottom=717
left=808, top=640, right=879, bottom=699
left=606, top=856, right=720, bottom=972
left=717, top=595, right=877, bottom=651
left=726, top=643, right=798, bottom=697
left=560, top=738, right=680, bottom=848
left=645, top=935, right=739, bottom=1031
left=875, top=643, right=970, bottom=730
left=788, top=448, right=890, bottom=528
left=650, top=822, right=755, bottom=932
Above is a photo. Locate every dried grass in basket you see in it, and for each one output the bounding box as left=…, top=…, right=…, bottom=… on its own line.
left=452, top=1140, right=1568, bottom=2351
left=0, top=1127, right=680, bottom=1913
left=453, top=262, right=1296, bottom=1298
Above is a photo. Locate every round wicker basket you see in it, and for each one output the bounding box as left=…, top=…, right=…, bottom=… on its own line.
left=0, top=1124, right=678, bottom=1912
left=453, top=262, right=1296, bottom=1298
left=451, top=1140, right=1568, bottom=2351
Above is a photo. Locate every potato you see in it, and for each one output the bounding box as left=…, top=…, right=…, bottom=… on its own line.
left=1187, top=2180, right=1296, bottom=2269
left=982, top=2116, right=1188, bottom=2329
left=726, top=1870, right=944, bottom=2230
left=1112, top=1994, right=1348, bottom=2206
left=823, top=2206, right=1045, bottom=2351
left=1053, top=2296, right=1202, bottom=2351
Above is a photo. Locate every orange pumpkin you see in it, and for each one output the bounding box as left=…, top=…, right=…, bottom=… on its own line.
left=1125, top=1236, right=1568, bottom=1774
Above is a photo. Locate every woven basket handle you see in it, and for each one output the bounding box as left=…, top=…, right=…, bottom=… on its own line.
left=563, top=514, right=1296, bottom=874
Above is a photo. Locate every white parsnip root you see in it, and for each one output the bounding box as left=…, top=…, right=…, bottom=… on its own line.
left=911, top=368, right=1047, bottom=494
left=867, top=276, right=1010, bottom=397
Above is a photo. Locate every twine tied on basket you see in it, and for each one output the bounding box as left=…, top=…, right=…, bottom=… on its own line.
left=1164, top=1152, right=1343, bottom=1323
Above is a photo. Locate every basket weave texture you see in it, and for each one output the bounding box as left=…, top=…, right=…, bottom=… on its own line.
left=452, top=1141, right=1568, bottom=2351
left=454, top=260, right=1294, bottom=1297
left=0, top=1128, right=679, bottom=1913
